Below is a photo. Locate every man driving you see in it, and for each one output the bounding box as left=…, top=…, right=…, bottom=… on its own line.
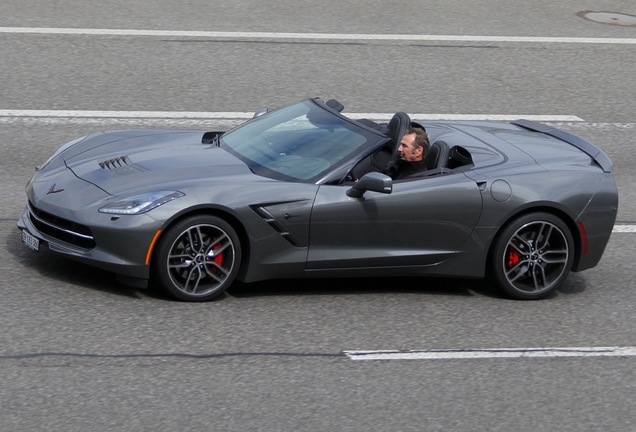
left=384, top=126, right=430, bottom=180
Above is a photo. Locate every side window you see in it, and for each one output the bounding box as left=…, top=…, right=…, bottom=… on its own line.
left=347, top=145, right=393, bottom=182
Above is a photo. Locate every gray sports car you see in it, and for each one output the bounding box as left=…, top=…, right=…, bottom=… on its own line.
left=18, top=97, right=618, bottom=301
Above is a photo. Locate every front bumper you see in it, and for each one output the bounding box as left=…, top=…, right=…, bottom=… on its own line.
left=17, top=203, right=162, bottom=280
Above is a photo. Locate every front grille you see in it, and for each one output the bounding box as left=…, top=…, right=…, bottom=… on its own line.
left=28, top=202, right=96, bottom=249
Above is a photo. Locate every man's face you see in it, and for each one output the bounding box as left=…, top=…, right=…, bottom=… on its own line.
left=397, top=133, right=423, bottom=162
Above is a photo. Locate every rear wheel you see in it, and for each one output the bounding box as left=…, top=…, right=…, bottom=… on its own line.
left=490, top=212, right=574, bottom=300
left=152, top=215, right=241, bottom=302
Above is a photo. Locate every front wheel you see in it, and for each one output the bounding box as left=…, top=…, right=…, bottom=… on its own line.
left=152, top=215, right=241, bottom=302
left=489, top=212, right=574, bottom=300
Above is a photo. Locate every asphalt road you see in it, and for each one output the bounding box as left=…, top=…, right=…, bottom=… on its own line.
left=1, top=1, right=636, bottom=431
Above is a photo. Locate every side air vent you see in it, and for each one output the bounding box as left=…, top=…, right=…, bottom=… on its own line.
left=98, top=156, right=147, bottom=174
left=253, top=207, right=305, bottom=247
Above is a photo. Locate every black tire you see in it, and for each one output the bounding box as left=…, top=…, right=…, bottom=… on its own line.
left=489, top=212, right=574, bottom=300
left=152, top=215, right=241, bottom=302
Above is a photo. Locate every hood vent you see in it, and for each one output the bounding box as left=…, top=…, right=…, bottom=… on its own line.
left=98, top=155, right=147, bottom=174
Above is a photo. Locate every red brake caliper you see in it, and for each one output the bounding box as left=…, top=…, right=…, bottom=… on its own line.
left=507, top=247, right=520, bottom=268
left=211, top=239, right=223, bottom=273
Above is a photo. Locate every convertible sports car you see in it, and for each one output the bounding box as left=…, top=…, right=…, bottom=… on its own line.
left=18, top=97, right=618, bottom=301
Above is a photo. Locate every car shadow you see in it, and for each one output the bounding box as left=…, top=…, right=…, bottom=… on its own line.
left=556, top=272, right=587, bottom=296
left=6, top=230, right=145, bottom=299
left=226, top=276, right=502, bottom=299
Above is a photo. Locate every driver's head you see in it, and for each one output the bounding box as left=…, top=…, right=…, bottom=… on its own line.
left=398, top=127, right=430, bottom=162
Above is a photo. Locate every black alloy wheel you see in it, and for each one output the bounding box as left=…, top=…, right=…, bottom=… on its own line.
left=490, top=212, right=574, bottom=300
left=152, top=215, right=241, bottom=302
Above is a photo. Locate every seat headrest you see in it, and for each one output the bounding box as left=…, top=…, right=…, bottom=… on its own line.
left=387, top=112, right=411, bottom=157
left=423, top=140, right=450, bottom=170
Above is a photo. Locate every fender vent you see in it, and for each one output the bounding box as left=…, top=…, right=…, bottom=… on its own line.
left=253, top=207, right=305, bottom=247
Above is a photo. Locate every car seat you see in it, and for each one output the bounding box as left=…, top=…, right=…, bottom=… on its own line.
left=423, top=140, right=451, bottom=170
left=386, top=112, right=411, bottom=159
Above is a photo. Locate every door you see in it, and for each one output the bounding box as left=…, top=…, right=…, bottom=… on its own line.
left=307, top=173, right=482, bottom=272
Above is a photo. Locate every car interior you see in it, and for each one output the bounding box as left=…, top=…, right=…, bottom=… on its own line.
left=345, top=115, right=474, bottom=182
left=320, top=99, right=475, bottom=183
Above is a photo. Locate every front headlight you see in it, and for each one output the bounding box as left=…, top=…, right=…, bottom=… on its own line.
left=99, top=190, right=185, bottom=215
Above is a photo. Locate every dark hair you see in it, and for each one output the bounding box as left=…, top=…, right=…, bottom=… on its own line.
left=406, top=127, right=430, bottom=153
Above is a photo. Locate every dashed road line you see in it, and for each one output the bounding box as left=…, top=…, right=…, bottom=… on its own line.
left=344, top=346, right=636, bottom=361
left=613, top=225, right=636, bottom=233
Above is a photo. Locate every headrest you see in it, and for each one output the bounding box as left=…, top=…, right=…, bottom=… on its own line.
left=423, top=140, right=450, bottom=170
left=387, top=112, right=411, bottom=145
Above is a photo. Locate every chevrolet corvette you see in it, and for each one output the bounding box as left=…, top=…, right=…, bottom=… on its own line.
left=18, top=97, right=618, bottom=301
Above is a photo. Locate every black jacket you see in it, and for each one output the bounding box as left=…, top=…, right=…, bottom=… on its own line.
left=384, top=159, right=428, bottom=180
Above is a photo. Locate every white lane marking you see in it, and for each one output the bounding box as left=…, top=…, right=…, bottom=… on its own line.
left=2, top=27, right=636, bottom=45
left=0, top=110, right=254, bottom=119
left=550, top=122, right=636, bottom=130
left=613, top=225, right=636, bottom=233
left=0, top=110, right=583, bottom=122
left=344, top=347, right=636, bottom=361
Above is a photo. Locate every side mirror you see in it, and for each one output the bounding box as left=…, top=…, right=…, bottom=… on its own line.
left=253, top=108, right=268, bottom=118
left=346, top=172, right=393, bottom=198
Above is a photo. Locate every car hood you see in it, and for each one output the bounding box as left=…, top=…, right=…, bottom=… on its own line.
left=63, top=130, right=252, bottom=195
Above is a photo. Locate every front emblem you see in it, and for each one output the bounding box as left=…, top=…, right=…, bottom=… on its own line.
left=47, top=183, right=65, bottom=194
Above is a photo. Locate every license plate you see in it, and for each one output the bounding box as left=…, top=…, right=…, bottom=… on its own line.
left=21, top=229, right=40, bottom=251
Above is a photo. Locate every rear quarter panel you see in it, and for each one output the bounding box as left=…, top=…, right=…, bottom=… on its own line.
left=462, top=144, right=614, bottom=277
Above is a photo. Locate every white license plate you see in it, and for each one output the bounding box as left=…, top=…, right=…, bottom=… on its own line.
left=21, top=229, right=40, bottom=251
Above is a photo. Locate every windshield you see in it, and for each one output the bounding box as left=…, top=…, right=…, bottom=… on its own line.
left=221, top=99, right=382, bottom=182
